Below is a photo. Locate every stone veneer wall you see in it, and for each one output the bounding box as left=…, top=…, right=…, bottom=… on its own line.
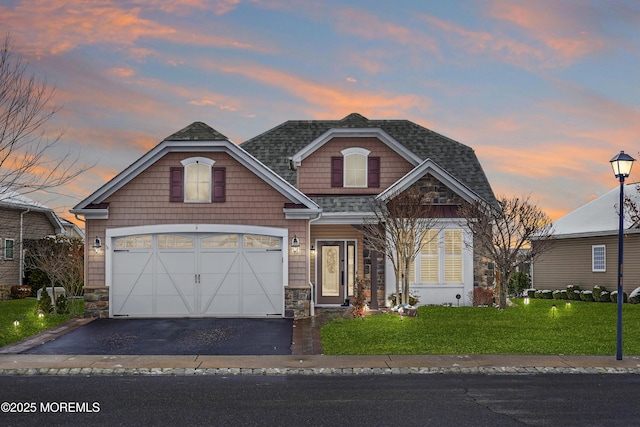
left=363, top=246, right=385, bottom=309
left=284, top=286, right=311, bottom=318
left=84, top=287, right=110, bottom=318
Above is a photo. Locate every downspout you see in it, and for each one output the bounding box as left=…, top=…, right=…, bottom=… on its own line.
left=19, top=208, right=31, bottom=286
left=308, top=211, right=322, bottom=317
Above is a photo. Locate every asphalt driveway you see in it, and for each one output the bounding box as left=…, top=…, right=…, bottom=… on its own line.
left=21, top=318, right=293, bottom=355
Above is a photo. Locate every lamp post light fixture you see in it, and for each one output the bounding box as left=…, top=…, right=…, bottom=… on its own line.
left=610, top=150, right=635, bottom=360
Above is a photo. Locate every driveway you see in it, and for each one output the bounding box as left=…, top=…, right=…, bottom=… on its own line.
left=21, top=318, right=293, bottom=355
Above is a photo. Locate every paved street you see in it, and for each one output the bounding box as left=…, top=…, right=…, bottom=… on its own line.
left=1, top=374, right=639, bottom=426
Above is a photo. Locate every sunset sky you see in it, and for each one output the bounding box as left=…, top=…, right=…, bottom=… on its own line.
left=2, top=0, right=639, bottom=225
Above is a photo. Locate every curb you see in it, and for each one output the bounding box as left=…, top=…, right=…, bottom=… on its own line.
left=2, top=366, right=640, bottom=376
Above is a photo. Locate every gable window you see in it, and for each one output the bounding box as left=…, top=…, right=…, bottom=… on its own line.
left=4, top=239, right=14, bottom=260
left=170, top=157, right=226, bottom=203
left=592, top=245, right=606, bottom=272
left=331, top=148, right=380, bottom=188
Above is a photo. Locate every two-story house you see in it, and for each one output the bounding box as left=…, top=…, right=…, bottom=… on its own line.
left=71, top=113, right=496, bottom=318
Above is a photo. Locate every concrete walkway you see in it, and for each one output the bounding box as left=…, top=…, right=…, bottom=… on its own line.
left=1, top=314, right=640, bottom=376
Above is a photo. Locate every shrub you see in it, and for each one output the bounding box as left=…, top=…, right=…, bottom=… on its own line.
left=35, top=288, right=52, bottom=314
left=535, top=289, right=553, bottom=299
left=630, top=287, right=640, bottom=304
left=580, top=290, right=594, bottom=302
left=56, top=294, right=70, bottom=314
left=508, top=271, right=530, bottom=296
left=592, top=285, right=608, bottom=302
left=350, top=277, right=367, bottom=318
left=600, top=291, right=611, bottom=302
left=473, top=287, right=494, bottom=306
left=566, top=285, right=582, bottom=301
left=552, top=290, right=567, bottom=300
left=10, top=285, right=31, bottom=299
left=610, top=291, right=628, bottom=303
left=388, top=292, right=419, bottom=307
left=525, top=288, right=536, bottom=298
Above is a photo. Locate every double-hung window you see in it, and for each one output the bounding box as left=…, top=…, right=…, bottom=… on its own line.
left=592, top=245, right=606, bottom=272
left=4, top=239, right=14, bottom=260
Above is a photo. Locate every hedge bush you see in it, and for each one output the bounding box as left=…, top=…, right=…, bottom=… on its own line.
left=552, top=290, right=568, bottom=300
left=566, top=284, right=582, bottom=301
left=592, top=285, right=609, bottom=302
left=580, top=290, right=594, bottom=302
left=610, top=291, right=628, bottom=303
left=630, top=287, right=640, bottom=304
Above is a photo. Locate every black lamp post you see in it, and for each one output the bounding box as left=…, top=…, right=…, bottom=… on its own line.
left=610, top=150, right=635, bottom=360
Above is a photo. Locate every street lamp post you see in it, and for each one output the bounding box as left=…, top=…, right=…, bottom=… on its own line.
left=610, top=150, right=635, bottom=361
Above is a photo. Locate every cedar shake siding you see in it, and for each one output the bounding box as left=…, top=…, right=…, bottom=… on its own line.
left=533, top=234, right=640, bottom=295
left=297, top=136, right=414, bottom=195
left=84, top=150, right=309, bottom=289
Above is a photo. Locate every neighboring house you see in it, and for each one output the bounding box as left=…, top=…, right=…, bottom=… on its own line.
left=532, top=183, right=640, bottom=295
left=0, top=187, right=65, bottom=289
left=71, top=113, right=496, bottom=319
left=58, top=217, right=85, bottom=240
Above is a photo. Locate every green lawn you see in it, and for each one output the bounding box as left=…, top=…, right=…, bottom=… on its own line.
left=321, top=299, right=640, bottom=355
left=0, top=299, right=84, bottom=348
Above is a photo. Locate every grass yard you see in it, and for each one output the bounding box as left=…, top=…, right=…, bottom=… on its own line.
left=0, top=299, right=84, bottom=348
left=321, top=298, right=640, bottom=355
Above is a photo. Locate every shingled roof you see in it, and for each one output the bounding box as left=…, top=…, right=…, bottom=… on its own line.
left=164, top=122, right=228, bottom=141
left=241, top=113, right=496, bottom=204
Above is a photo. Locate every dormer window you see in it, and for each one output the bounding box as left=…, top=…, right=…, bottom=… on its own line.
left=331, top=148, right=380, bottom=188
left=170, top=157, right=226, bottom=203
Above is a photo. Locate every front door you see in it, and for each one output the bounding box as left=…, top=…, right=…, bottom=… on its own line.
left=316, top=240, right=356, bottom=305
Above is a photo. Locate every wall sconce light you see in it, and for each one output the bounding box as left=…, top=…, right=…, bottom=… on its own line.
left=93, top=236, right=102, bottom=253
left=291, top=235, right=300, bottom=254
left=310, top=245, right=315, bottom=253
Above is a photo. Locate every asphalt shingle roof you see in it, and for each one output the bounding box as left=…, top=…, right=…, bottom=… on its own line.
left=164, top=122, right=229, bottom=141
left=241, top=113, right=496, bottom=204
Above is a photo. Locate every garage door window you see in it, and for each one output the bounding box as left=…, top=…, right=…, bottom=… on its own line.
left=158, top=235, right=194, bottom=249
left=244, top=235, right=280, bottom=248
left=115, top=235, right=152, bottom=249
left=202, top=234, right=238, bottom=248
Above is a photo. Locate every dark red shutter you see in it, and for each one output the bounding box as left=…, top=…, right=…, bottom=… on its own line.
left=212, top=167, right=226, bottom=202
left=169, top=167, right=183, bottom=202
left=368, top=157, right=380, bottom=188
left=331, top=157, right=343, bottom=187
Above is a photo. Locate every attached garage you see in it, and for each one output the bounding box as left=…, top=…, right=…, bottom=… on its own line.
left=107, top=225, right=287, bottom=318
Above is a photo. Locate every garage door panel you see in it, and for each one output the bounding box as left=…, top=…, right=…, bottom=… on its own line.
left=111, top=232, right=283, bottom=317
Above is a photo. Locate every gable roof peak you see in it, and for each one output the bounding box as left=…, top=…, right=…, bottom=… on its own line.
left=164, top=122, right=228, bottom=141
left=340, top=113, right=369, bottom=126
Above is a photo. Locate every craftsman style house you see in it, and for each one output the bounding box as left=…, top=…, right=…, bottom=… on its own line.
left=72, top=113, right=496, bottom=318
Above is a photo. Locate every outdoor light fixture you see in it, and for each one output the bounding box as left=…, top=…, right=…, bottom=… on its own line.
left=610, top=150, right=635, bottom=360
left=291, top=235, right=300, bottom=254
left=37, top=310, right=45, bottom=319
left=13, top=319, right=19, bottom=327
left=93, top=236, right=102, bottom=253
left=551, top=304, right=557, bottom=319
left=310, top=245, right=315, bottom=253
left=524, top=297, right=529, bottom=305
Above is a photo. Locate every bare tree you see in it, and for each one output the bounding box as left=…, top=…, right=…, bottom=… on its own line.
left=25, top=235, right=84, bottom=314
left=458, top=195, right=554, bottom=309
left=361, top=188, right=442, bottom=306
left=0, top=32, right=88, bottom=200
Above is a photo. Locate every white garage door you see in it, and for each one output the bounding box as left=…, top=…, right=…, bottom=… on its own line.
left=111, top=233, right=283, bottom=317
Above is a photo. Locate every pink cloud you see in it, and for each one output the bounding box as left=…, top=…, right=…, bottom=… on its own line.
left=487, top=0, right=606, bottom=63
